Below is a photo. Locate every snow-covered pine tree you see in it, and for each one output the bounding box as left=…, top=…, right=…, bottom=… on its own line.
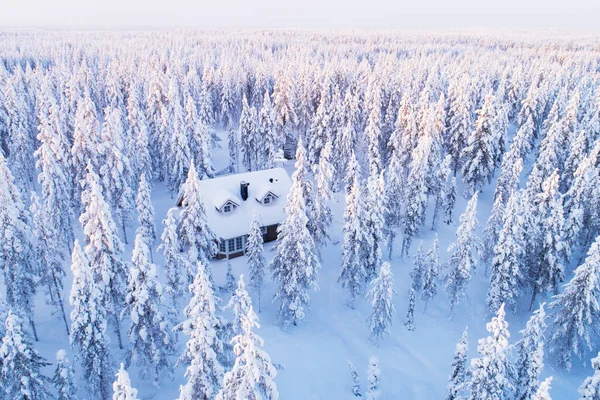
left=270, top=138, right=320, bottom=327
left=405, top=288, right=416, bottom=331
left=547, top=234, right=600, bottom=370
left=97, top=106, right=134, bottom=244
left=176, top=261, right=224, bottom=400
left=69, top=240, right=113, bottom=400
left=226, top=275, right=252, bottom=337
left=366, top=357, right=381, bottom=400
left=410, top=242, right=427, bottom=293
left=227, top=123, right=240, bottom=173
left=79, top=163, right=126, bottom=349
left=529, top=170, right=566, bottom=310
left=494, top=144, right=524, bottom=204
left=223, top=261, right=235, bottom=295
left=178, top=161, right=218, bottom=284
left=363, top=171, right=385, bottom=281
left=30, top=192, right=69, bottom=334
left=216, top=302, right=278, bottom=400
left=432, top=155, right=452, bottom=230
left=0, top=311, right=52, bottom=400
left=247, top=213, right=266, bottom=313
left=447, top=77, right=472, bottom=175
left=366, top=262, right=395, bottom=343
left=159, top=207, right=185, bottom=315
left=402, top=134, right=431, bottom=256
left=339, top=151, right=367, bottom=308
left=313, top=139, right=335, bottom=252
left=447, top=327, right=469, bottom=400
left=293, top=137, right=316, bottom=238
left=307, top=86, right=331, bottom=167
left=422, top=235, right=440, bottom=311
left=461, top=91, right=497, bottom=195
left=35, top=78, right=74, bottom=252
left=347, top=361, right=362, bottom=397
left=579, top=352, right=600, bottom=400
left=136, top=173, right=157, bottom=248
left=112, top=363, right=138, bottom=400
left=467, top=304, right=513, bottom=400
left=0, top=152, right=38, bottom=340
left=444, top=177, right=457, bottom=225
left=487, top=191, right=524, bottom=314
left=482, top=193, right=506, bottom=265
left=445, top=192, right=481, bottom=317
left=534, top=377, right=553, bottom=400
left=53, top=349, right=78, bottom=400
left=515, top=304, right=547, bottom=400
left=258, top=91, right=278, bottom=169
left=240, top=95, right=258, bottom=172
left=123, top=233, right=174, bottom=385
left=168, top=100, right=192, bottom=196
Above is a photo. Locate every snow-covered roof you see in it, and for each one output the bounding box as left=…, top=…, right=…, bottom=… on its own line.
left=183, top=168, right=292, bottom=240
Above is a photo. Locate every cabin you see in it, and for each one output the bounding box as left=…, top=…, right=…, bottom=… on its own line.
left=176, top=168, right=292, bottom=259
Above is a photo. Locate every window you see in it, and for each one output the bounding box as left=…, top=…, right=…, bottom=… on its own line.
left=260, top=226, right=267, bottom=235
left=263, top=196, right=271, bottom=204
left=219, top=240, right=226, bottom=253
left=235, top=236, right=243, bottom=251
left=228, top=239, right=235, bottom=252
left=223, top=204, right=232, bottom=213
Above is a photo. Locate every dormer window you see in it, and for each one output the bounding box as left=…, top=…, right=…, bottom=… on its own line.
left=223, top=204, right=232, bottom=213
left=263, top=196, right=271, bottom=205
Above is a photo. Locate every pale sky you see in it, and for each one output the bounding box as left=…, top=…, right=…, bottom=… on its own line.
left=2, top=0, right=600, bottom=31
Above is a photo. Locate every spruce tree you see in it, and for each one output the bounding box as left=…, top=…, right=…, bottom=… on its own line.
left=270, top=138, right=320, bottom=327
left=226, top=275, right=252, bottom=337
left=515, top=304, right=547, bottom=400
left=339, top=152, right=367, bottom=308
left=247, top=213, right=266, bottom=313
left=410, top=242, right=427, bottom=293
left=136, top=173, right=157, bottom=248
left=69, top=240, right=113, bottom=400
left=422, top=236, right=440, bottom=311
left=366, top=357, right=381, bottom=400
left=313, top=139, right=335, bottom=251
left=579, top=352, right=600, bottom=400
left=444, top=177, right=457, bottom=225
left=79, top=163, right=126, bottom=349
left=176, top=261, right=224, bottom=400
left=547, top=234, right=600, bottom=370
left=447, top=327, right=468, bottom=400
left=487, top=191, right=524, bottom=314
left=482, top=194, right=506, bottom=265
left=159, top=207, right=185, bottom=314
left=53, top=349, right=78, bottom=400
left=178, top=161, right=218, bottom=284
left=467, top=304, right=513, bottom=400
left=225, top=261, right=236, bottom=295
left=404, top=288, right=416, bottom=331
left=534, top=377, right=553, bottom=400
left=0, top=152, right=38, bottom=340
left=216, top=303, right=278, bottom=400
left=239, top=95, right=258, bottom=172
left=0, top=311, right=52, bottom=400
left=461, top=91, right=496, bottom=195
left=366, top=262, right=395, bottom=344
left=445, top=193, right=481, bottom=317
left=123, top=233, right=174, bottom=385
left=112, top=364, right=138, bottom=400
left=347, top=361, right=362, bottom=397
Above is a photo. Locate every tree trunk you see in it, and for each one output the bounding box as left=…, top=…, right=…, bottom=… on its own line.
left=114, top=314, right=123, bottom=349
left=30, top=317, right=39, bottom=341
left=52, top=272, right=70, bottom=335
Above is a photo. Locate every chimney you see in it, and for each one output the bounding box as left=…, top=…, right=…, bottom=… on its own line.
left=240, top=181, right=249, bottom=201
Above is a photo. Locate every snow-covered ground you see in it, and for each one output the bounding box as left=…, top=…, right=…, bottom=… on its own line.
left=22, top=130, right=586, bottom=400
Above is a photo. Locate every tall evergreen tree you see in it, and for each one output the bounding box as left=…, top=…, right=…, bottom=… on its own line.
left=363, top=171, right=385, bottom=281
left=69, top=240, right=113, bottom=400
left=112, top=364, right=138, bottom=400
left=0, top=153, right=38, bottom=339
left=487, top=191, right=524, bottom=314
left=515, top=304, right=547, bottom=400
left=366, top=357, right=381, bottom=400
left=447, top=327, right=469, bottom=400
left=176, top=261, right=224, bottom=400
left=159, top=207, right=185, bottom=315
left=404, top=288, right=416, bottom=332
left=366, top=262, right=395, bottom=344
left=123, top=233, right=174, bottom=385
left=79, top=163, right=126, bottom=349
left=178, top=161, right=218, bottom=284
left=547, top=234, right=600, bottom=370
left=467, top=304, right=513, bottom=400
left=247, top=214, right=266, bottom=313
left=0, top=311, right=52, bottom=400
left=482, top=194, right=506, bottom=265
left=313, top=139, right=335, bottom=251
left=534, top=377, right=553, bottom=400
left=239, top=95, right=258, bottom=172
left=270, top=138, right=320, bottom=327
left=136, top=173, right=157, bottom=248
left=422, top=235, right=440, bottom=311
left=445, top=193, right=481, bottom=317
left=53, top=349, right=78, bottom=400
left=216, top=302, right=278, bottom=400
